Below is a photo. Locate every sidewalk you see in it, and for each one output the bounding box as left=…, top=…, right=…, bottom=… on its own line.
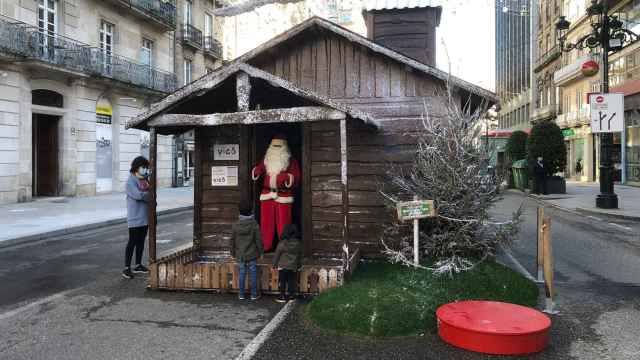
left=0, top=187, right=194, bottom=246
left=525, top=181, right=640, bottom=221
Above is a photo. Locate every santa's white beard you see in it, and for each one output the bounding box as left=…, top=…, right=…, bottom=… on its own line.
left=264, top=145, right=291, bottom=176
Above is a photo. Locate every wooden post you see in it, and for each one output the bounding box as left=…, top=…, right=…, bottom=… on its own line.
left=536, top=206, right=544, bottom=282
left=236, top=71, right=250, bottom=112
left=193, top=128, right=202, bottom=250
left=413, top=195, right=419, bottom=265
left=148, top=127, right=158, bottom=263
left=542, top=216, right=557, bottom=314
left=302, top=123, right=312, bottom=257
left=340, top=119, right=350, bottom=262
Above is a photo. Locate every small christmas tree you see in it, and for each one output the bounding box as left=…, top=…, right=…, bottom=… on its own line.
left=381, top=91, right=521, bottom=275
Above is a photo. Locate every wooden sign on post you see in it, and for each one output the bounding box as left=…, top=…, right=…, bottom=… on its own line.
left=397, top=200, right=436, bottom=221
left=396, top=199, right=436, bottom=265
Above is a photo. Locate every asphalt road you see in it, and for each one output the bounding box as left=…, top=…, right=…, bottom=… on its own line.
left=0, top=210, right=282, bottom=360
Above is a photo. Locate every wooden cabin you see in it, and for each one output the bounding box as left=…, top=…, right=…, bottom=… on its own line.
left=127, top=16, right=497, bottom=294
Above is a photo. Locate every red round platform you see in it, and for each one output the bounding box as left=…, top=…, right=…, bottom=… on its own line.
left=436, top=301, right=551, bottom=355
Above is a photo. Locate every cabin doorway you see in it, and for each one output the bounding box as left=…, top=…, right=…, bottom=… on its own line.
left=252, top=123, right=303, bottom=252
left=32, top=114, right=60, bottom=197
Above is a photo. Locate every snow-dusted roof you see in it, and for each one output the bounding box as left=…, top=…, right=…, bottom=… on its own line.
left=363, top=0, right=443, bottom=11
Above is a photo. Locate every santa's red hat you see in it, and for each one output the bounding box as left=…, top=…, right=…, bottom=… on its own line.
left=270, top=134, right=287, bottom=146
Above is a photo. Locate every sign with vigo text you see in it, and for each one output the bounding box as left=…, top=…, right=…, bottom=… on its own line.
left=589, top=93, right=624, bottom=133
left=213, top=144, right=239, bottom=161
left=211, top=166, right=238, bottom=186
left=397, top=200, right=436, bottom=221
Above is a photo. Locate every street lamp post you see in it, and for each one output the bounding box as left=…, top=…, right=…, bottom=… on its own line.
left=555, top=0, right=638, bottom=209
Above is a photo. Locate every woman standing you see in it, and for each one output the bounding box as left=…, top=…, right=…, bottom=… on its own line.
left=123, top=156, right=151, bottom=279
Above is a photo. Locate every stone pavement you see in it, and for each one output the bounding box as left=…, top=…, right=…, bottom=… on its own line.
left=526, top=181, right=640, bottom=221
left=0, top=186, right=193, bottom=245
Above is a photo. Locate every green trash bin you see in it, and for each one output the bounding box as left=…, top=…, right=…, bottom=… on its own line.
left=511, top=160, right=528, bottom=191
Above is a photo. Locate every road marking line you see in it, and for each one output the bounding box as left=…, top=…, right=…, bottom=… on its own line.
left=609, top=222, right=632, bottom=231
left=499, top=245, right=539, bottom=283
left=0, top=290, right=72, bottom=322
left=235, top=300, right=297, bottom=360
left=587, top=215, right=602, bottom=221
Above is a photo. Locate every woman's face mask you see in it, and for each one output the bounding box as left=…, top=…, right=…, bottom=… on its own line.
left=138, top=167, right=149, bottom=177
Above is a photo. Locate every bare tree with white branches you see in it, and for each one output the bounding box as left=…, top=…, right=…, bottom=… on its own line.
left=380, top=88, right=522, bottom=276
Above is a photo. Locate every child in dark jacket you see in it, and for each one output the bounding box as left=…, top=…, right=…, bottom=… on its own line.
left=231, top=204, right=263, bottom=300
left=272, top=224, right=302, bottom=303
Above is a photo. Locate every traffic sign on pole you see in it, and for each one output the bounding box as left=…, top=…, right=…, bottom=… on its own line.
left=589, top=93, right=624, bottom=133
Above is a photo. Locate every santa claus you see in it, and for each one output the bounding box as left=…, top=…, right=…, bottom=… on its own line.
left=252, top=135, right=300, bottom=252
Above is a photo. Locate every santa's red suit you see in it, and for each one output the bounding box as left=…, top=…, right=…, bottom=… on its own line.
left=252, top=141, right=300, bottom=252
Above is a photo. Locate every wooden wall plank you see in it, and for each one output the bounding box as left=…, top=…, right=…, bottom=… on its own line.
left=349, top=206, right=391, bottom=223
left=312, top=148, right=340, bottom=162
left=175, top=262, right=184, bottom=288
left=316, top=37, right=329, bottom=95
left=301, top=43, right=315, bottom=90
left=311, top=162, right=340, bottom=176
left=183, top=263, right=193, bottom=289
left=359, top=47, right=374, bottom=98
left=349, top=191, right=384, bottom=207
left=406, top=69, right=417, bottom=97
left=149, top=263, right=159, bottom=288
left=330, top=37, right=346, bottom=98
left=275, top=56, right=285, bottom=79
left=312, top=221, right=344, bottom=239
left=201, top=189, right=241, bottom=204
left=345, top=42, right=359, bottom=98
left=311, top=176, right=342, bottom=191
left=312, top=191, right=342, bottom=208
left=390, top=63, right=405, bottom=97
left=312, top=207, right=343, bottom=222
left=375, top=57, right=390, bottom=98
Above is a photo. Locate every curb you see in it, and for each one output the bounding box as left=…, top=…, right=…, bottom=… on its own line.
left=0, top=205, right=193, bottom=249
left=508, top=189, right=640, bottom=223
left=574, top=207, right=640, bottom=222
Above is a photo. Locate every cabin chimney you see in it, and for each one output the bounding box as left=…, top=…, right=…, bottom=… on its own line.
left=362, top=4, right=442, bottom=66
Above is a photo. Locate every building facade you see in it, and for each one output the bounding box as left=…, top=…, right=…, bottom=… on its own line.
left=608, top=0, right=640, bottom=186
left=0, top=0, right=225, bottom=204
left=551, top=0, right=599, bottom=182
left=495, top=0, right=532, bottom=134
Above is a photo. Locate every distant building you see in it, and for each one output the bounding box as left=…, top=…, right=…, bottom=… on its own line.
left=495, top=0, right=531, bottom=134
left=0, top=0, right=224, bottom=204
left=220, top=0, right=367, bottom=60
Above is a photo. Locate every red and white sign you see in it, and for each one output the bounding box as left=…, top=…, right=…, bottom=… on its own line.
left=589, top=93, right=624, bottom=133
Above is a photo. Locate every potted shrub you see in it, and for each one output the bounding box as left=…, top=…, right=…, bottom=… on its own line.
left=527, top=121, right=567, bottom=194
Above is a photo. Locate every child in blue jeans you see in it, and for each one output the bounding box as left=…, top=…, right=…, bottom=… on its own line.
left=231, top=204, right=263, bottom=300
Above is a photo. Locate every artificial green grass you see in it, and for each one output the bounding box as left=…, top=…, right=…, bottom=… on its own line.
left=307, top=261, right=539, bottom=338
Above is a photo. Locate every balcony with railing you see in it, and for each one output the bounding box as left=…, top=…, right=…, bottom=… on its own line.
left=105, top=0, right=176, bottom=30
left=534, top=45, right=561, bottom=73
left=556, top=108, right=590, bottom=128
left=554, top=54, right=595, bottom=86
left=181, top=23, right=203, bottom=50
left=532, top=103, right=558, bottom=122
left=0, top=16, right=176, bottom=93
left=203, top=36, right=222, bottom=59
